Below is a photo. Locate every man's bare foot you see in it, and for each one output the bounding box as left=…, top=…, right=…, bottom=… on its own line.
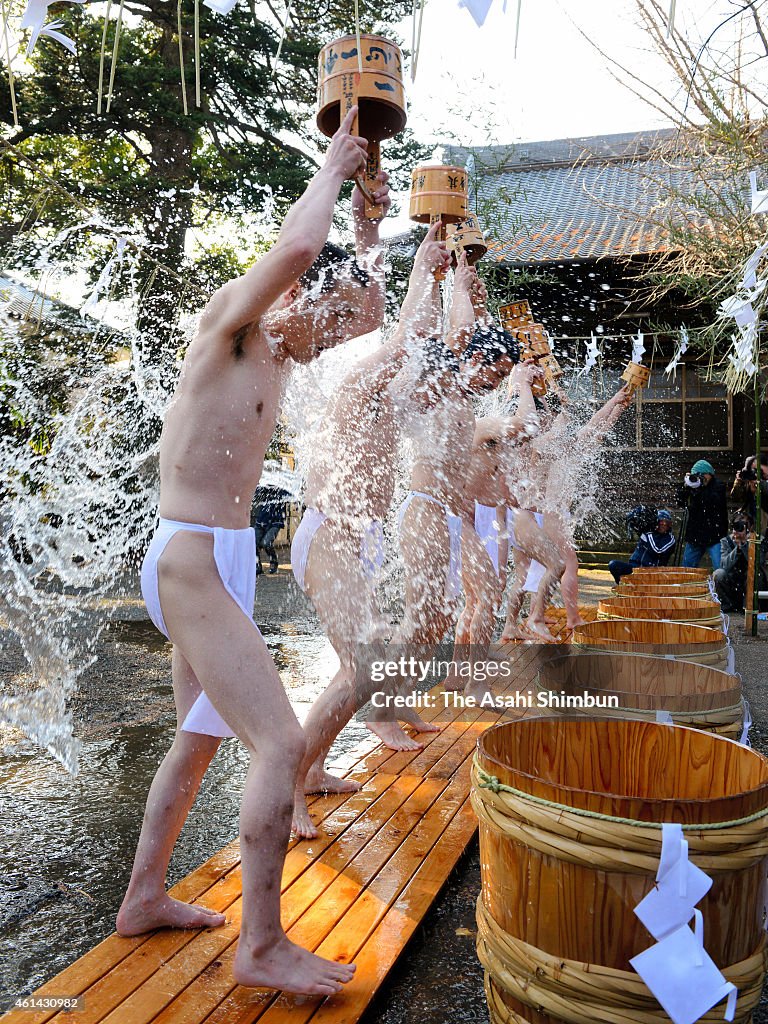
left=116, top=894, right=226, bottom=936
left=396, top=708, right=441, bottom=733
left=500, top=624, right=527, bottom=643
left=366, top=720, right=423, bottom=751
left=525, top=619, right=558, bottom=643
left=234, top=934, right=355, bottom=995
left=304, top=767, right=362, bottom=795
left=292, top=795, right=319, bottom=841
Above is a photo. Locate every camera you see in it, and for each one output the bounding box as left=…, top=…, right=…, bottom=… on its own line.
left=732, top=520, right=748, bottom=533
left=684, top=472, right=702, bottom=488
left=740, top=468, right=758, bottom=482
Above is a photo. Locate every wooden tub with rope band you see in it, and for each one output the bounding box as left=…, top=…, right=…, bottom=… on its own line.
left=535, top=650, right=744, bottom=739
left=472, top=719, right=768, bottom=1024
left=615, top=580, right=713, bottom=599
left=598, top=594, right=723, bottom=628
left=571, top=618, right=730, bottom=670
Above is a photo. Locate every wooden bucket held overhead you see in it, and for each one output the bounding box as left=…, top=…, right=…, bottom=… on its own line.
left=498, top=300, right=533, bottom=330
left=446, top=214, right=487, bottom=266
left=572, top=617, right=731, bottom=670
left=317, top=34, right=406, bottom=218
left=410, top=164, right=468, bottom=280
left=621, top=360, right=651, bottom=393
left=473, top=719, right=768, bottom=1024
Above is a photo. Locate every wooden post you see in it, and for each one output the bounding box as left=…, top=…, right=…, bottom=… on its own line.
left=745, top=530, right=757, bottom=633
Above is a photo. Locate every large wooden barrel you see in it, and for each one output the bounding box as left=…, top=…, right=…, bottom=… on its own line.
left=536, top=651, right=744, bottom=738
left=599, top=594, right=723, bottom=627
left=572, top=618, right=731, bottom=670
left=616, top=580, right=713, bottom=599
left=622, top=570, right=713, bottom=585
left=316, top=35, right=406, bottom=140
left=473, top=719, right=768, bottom=1024
left=632, top=566, right=710, bottom=579
left=409, top=164, right=468, bottom=224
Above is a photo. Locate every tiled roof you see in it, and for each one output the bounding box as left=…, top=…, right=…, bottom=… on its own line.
left=442, top=129, right=706, bottom=265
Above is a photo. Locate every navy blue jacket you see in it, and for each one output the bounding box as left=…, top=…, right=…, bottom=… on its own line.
left=629, top=530, right=676, bottom=568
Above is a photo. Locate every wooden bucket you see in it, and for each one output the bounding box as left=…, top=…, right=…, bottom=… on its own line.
left=621, top=360, right=651, bottom=392
left=498, top=300, right=533, bottom=330
left=632, top=566, right=710, bottom=579
left=447, top=214, right=487, bottom=265
left=409, top=164, right=468, bottom=224
left=616, top=580, right=713, bottom=599
left=598, top=594, right=723, bottom=627
left=473, top=719, right=768, bottom=1024
left=536, top=651, right=744, bottom=738
left=317, top=34, right=406, bottom=217
left=623, top=570, right=713, bottom=585
left=572, top=618, right=731, bottom=670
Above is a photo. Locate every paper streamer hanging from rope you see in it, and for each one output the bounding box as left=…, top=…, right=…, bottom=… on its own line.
left=749, top=171, right=768, bottom=216
left=579, top=333, right=599, bottom=375
left=21, top=0, right=85, bottom=54
left=80, top=237, right=127, bottom=319
left=458, top=0, right=514, bottom=34
left=664, top=326, right=688, bottom=376
left=631, top=330, right=645, bottom=364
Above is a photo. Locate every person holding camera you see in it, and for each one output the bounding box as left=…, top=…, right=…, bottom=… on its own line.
left=675, top=459, right=728, bottom=569
left=713, top=515, right=765, bottom=613
left=608, top=509, right=675, bottom=584
left=731, top=455, right=768, bottom=535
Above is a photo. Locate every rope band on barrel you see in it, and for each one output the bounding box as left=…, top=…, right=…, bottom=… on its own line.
left=477, top=897, right=767, bottom=1024
left=471, top=760, right=768, bottom=871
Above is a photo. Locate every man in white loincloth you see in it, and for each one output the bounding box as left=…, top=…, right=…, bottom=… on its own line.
left=289, top=222, right=450, bottom=838
left=117, top=108, right=387, bottom=997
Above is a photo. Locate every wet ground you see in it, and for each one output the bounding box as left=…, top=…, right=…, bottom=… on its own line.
left=1, top=562, right=768, bottom=1022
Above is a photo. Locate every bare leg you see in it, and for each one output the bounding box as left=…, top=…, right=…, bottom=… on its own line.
left=129, top=531, right=354, bottom=996
left=117, top=649, right=225, bottom=935
left=460, top=526, right=502, bottom=699
left=501, top=548, right=532, bottom=642
left=368, top=500, right=454, bottom=744
left=514, top=512, right=565, bottom=642
left=561, top=542, right=586, bottom=628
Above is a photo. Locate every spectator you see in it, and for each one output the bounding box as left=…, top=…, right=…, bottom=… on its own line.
left=675, top=459, right=728, bottom=569
left=712, top=515, right=766, bottom=613
left=608, top=509, right=676, bottom=585
left=253, top=497, right=286, bottom=574
left=731, top=455, right=768, bottom=535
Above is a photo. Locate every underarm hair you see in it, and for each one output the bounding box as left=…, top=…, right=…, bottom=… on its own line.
left=232, top=321, right=252, bottom=359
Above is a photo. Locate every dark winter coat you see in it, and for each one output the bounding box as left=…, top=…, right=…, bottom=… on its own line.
left=676, top=478, right=729, bottom=548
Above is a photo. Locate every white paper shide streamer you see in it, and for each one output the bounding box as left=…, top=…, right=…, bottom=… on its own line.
left=21, top=0, right=85, bottom=54
left=665, top=326, right=688, bottom=376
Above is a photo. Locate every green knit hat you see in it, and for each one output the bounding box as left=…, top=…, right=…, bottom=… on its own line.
left=691, top=459, right=715, bottom=475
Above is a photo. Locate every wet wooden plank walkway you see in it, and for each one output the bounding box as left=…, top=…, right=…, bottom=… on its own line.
left=3, top=611, right=595, bottom=1024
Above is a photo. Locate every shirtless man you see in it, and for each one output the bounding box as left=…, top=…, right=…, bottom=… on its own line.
left=453, top=360, right=541, bottom=695
left=532, top=382, right=634, bottom=637
left=392, top=260, right=519, bottom=701
left=116, top=107, right=388, bottom=996
left=289, top=223, right=450, bottom=839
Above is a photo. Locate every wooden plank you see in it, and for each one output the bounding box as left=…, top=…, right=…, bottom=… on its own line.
left=108, top=776, right=449, bottom=1024
left=36, top=777, right=402, bottom=1024
left=76, top=774, right=430, bottom=1024
left=200, top=768, right=473, bottom=1024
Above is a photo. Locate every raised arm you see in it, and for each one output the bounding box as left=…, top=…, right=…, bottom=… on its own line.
left=199, top=106, right=368, bottom=340
left=507, top=361, right=542, bottom=437
left=392, top=221, right=449, bottom=343
left=446, top=253, right=479, bottom=355
left=578, top=383, right=633, bottom=443
left=350, top=171, right=391, bottom=335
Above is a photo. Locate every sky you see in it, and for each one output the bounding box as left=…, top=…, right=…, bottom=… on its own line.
left=396, top=0, right=741, bottom=146
left=374, top=0, right=760, bottom=236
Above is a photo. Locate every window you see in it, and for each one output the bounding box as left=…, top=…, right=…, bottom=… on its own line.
left=639, top=366, right=731, bottom=451
left=576, top=364, right=731, bottom=451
